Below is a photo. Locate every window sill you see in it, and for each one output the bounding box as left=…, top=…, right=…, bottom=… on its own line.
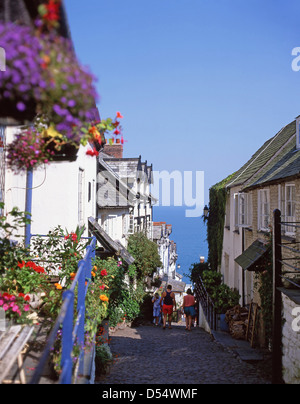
left=281, top=234, right=296, bottom=243
left=258, top=229, right=270, bottom=236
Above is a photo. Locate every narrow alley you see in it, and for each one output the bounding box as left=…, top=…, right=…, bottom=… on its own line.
left=97, top=324, right=271, bottom=385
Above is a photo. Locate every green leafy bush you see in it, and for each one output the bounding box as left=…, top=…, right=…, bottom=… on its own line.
left=202, top=270, right=240, bottom=314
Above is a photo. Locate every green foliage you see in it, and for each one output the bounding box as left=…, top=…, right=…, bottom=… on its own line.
left=202, top=270, right=240, bottom=314
left=202, top=270, right=223, bottom=295
left=0, top=203, right=31, bottom=275
left=186, top=262, right=209, bottom=284
left=206, top=173, right=236, bottom=271
left=94, top=257, right=141, bottom=328
left=2, top=262, right=49, bottom=295
left=254, top=234, right=273, bottom=347
left=127, top=232, right=162, bottom=280
left=31, top=225, right=89, bottom=288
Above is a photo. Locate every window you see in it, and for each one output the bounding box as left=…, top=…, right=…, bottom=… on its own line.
left=78, top=168, right=85, bottom=227
left=285, top=184, right=296, bottom=235
left=258, top=189, right=270, bottom=231
left=104, top=215, right=117, bottom=239
left=127, top=215, right=134, bottom=235
left=234, top=192, right=252, bottom=228
left=238, top=193, right=252, bottom=227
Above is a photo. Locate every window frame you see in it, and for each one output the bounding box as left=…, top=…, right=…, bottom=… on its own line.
left=284, top=184, right=296, bottom=236
left=258, top=189, right=270, bottom=232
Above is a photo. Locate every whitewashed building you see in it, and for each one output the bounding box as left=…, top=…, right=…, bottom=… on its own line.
left=1, top=125, right=98, bottom=239
left=97, top=143, right=156, bottom=247
left=153, top=222, right=179, bottom=281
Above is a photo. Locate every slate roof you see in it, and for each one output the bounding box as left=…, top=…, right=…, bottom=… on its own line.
left=98, top=157, right=136, bottom=208
left=226, top=120, right=298, bottom=190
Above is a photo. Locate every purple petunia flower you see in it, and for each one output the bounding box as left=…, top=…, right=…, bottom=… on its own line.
left=16, top=102, right=26, bottom=111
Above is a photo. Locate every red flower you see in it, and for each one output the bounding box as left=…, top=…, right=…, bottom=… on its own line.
left=100, top=269, right=107, bottom=277
left=44, top=0, right=61, bottom=22
left=86, top=149, right=99, bottom=157
left=116, top=112, right=123, bottom=119
left=24, top=295, right=31, bottom=302
left=71, top=233, right=78, bottom=242
left=18, top=261, right=25, bottom=269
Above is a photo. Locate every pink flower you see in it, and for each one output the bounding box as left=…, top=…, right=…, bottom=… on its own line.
left=0, top=299, right=3, bottom=306
left=3, top=304, right=9, bottom=312
left=12, top=305, right=19, bottom=312
left=24, top=305, right=30, bottom=312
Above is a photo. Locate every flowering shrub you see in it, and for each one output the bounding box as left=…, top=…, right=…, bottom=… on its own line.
left=93, top=257, right=142, bottom=328
left=3, top=259, right=49, bottom=296
left=0, top=292, right=32, bottom=325
left=31, top=226, right=88, bottom=287
left=0, top=203, right=32, bottom=275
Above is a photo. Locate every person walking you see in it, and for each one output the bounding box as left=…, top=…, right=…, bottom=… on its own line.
left=182, top=289, right=196, bottom=331
left=160, top=285, right=176, bottom=330
left=152, top=293, right=161, bottom=326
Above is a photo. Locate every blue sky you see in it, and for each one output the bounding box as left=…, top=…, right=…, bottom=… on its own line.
left=65, top=0, right=300, bottom=204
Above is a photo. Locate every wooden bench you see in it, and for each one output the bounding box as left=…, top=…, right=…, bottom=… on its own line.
left=0, top=325, right=34, bottom=384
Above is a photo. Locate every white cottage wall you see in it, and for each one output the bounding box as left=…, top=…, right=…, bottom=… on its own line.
left=4, top=126, right=97, bottom=238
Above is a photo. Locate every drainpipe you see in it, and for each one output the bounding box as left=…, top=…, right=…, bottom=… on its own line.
left=242, top=227, right=245, bottom=307
left=25, top=168, right=33, bottom=248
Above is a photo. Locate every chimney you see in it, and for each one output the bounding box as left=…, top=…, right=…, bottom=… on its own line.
left=103, top=143, right=123, bottom=159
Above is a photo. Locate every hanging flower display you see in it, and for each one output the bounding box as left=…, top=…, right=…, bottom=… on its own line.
left=38, top=34, right=99, bottom=143
left=0, top=17, right=99, bottom=160
left=37, top=0, right=62, bottom=30
left=6, top=127, right=54, bottom=172
left=83, top=112, right=124, bottom=157
left=0, top=23, right=45, bottom=121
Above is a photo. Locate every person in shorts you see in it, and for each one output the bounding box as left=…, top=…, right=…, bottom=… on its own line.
left=160, top=285, right=176, bottom=330
left=182, top=288, right=196, bottom=331
left=152, top=293, right=161, bottom=326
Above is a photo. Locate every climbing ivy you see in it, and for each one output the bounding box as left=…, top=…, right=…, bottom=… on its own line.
left=205, top=173, right=236, bottom=271
left=254, top=233, right=273, bottom=348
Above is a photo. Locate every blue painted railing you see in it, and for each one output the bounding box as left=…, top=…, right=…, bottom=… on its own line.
left=30, top=236, right=97, bottom=384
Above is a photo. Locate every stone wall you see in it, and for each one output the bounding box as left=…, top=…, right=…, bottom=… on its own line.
left=282, top=292, right=300, bottom=384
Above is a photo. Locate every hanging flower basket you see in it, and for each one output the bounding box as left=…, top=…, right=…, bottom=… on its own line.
left=0, top=20, right=99, bottom=152
left=0, top=22, right=44, bottom=123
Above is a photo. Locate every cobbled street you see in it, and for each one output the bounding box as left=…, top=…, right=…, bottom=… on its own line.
left=97, top=324, right=270, bottom=385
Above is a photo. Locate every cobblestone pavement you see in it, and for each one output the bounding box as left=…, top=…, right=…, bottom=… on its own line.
left=97, top=323, right=270, bottom=385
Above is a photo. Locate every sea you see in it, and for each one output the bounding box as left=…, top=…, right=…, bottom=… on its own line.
left=153, top=206, right=208, bottom=285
